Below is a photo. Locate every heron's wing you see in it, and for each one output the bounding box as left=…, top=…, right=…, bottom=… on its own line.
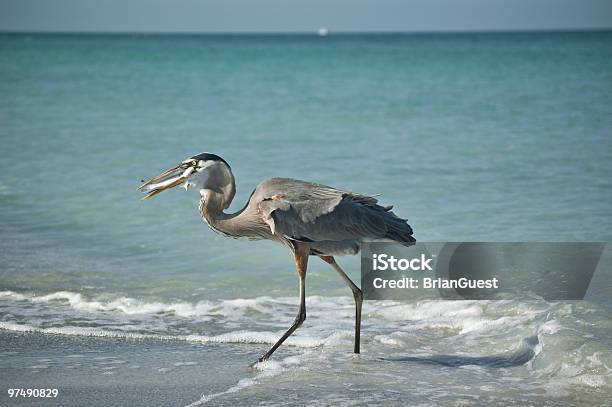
left=256, top=178, right=414, bottom=244
left=255, top=178, right=344, bottom=233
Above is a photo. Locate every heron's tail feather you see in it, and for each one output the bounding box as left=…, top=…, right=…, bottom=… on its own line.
left=375, top=206, right=416, bottom=247
left=348, top=194, right=415, bottom=246
left=386, top=231, right=416, bottom=246
left=385, top=221, right=416, bottom=246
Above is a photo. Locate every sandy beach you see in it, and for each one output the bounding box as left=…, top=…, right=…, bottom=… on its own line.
left=0, top=330, right=259, bottom=407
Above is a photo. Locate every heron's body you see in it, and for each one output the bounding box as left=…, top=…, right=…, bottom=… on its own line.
left=139, top=153, right=415, bottom=364
left=199, top=176, right=414, bottom=255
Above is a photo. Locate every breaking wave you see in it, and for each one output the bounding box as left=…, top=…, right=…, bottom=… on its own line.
left=1, top=289, right=611, bottom=404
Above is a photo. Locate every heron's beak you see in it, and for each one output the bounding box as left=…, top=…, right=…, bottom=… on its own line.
left=137, top=165, right=194, bottom=200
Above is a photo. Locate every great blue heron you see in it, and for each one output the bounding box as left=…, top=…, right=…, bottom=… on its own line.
left=138, top=152, right=415, bottom=364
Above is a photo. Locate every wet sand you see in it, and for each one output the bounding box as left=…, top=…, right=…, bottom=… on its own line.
left=0, top=330, right=262, bottom=407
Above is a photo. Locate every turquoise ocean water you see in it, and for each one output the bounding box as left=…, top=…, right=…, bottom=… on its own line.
left=1, top=32, right=611, bottom=406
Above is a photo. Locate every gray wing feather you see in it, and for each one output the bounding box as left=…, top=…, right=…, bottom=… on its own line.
left=255, top=178, right=414, bottom=245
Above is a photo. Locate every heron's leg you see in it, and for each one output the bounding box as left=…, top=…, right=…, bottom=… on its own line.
left=257, top=249, right=308, bottom=363
left=320, top=256, right=362, bottom=354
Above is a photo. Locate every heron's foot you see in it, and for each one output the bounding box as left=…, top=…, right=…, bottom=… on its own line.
left=248, top=356, right=267, bottom=369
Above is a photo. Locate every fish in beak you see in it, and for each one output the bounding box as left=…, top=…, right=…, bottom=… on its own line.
left=138, top=163, right=196, bottom=200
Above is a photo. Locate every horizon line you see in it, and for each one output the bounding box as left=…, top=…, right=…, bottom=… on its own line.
left=1, top=27, right=611, bottom=36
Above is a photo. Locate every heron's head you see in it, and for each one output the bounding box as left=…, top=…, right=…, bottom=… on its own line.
left=138, top=152, right=234, bottom=201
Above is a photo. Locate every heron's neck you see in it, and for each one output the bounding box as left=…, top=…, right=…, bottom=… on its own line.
left=197, top=184, right=243, bottom=236
left=198, top=182, right=270, bottom=240
left=198, top=191, right=228, bottom=218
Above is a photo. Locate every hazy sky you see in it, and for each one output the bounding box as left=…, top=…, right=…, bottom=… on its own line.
left=0, top=0, right=611, bottom=33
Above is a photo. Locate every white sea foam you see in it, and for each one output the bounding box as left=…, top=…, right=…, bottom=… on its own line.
left=0, top=291, right=28, bottom=301
left=0, top=321, right=343, bottom=348
left=375, top=301, right=484, bottom=321
left=0, top=291, right=612, bottom=405
left=185, top=352, right=306, bottom=406
left=0, top=290, right=285, bottom=318
left=0, top=290, right=550, bottom=341
left=3, top=288, right=611, bottom=402
left=1, top=290, right=219, bottom=317
left=0, top=290, right=356, bottom=350
left=537, top=319, right=563, bottom=335
left=374, top=334, right=402, bottom=346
